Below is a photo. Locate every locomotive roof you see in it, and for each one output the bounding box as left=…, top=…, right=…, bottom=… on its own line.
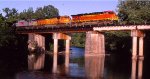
left=71, top=11, right=115, bottom=16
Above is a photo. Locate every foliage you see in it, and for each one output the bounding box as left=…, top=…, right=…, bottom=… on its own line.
left=3, top=8, right=18, bottom=23
left=19, top=7, right=35, bottom=20
left=35, top=5, right=59, bottom=19
left=70, top=56, right=84, bottom=65
left=0, top=8, right=17, bottom=48
left=19, top=5, right=59, bottom=20
left=118, top=0, right=150, bottom=24
left=105, top=31, right=131, bottom=52
left=0, top=5, right=59, bottom=49
left=71, top=33, right=86, bottom=47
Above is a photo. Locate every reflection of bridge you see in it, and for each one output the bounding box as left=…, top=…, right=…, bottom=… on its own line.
left=16, top=24, right=149, bottom=79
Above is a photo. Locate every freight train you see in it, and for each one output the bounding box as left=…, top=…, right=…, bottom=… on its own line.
left=16, top=11, right=119, bottom=27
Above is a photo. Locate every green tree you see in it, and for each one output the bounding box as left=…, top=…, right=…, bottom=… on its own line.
left=3, top=8, right=18, bottom=23
left=71, top=33, right=86, bottom=47
left=35, top=5, right=59, bottom=19
left=0, top=13, right=4, bottom=24
left=0, top=5, right=59, bottom=48
left=18, top=5, right=59, bottom=20
left=118, top=0, right=150, bottom=24
left=0, top=8, right=19, bottom=48
left=19, top=7, right=35, bottom=20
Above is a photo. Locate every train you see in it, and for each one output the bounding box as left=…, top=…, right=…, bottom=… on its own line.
left=16, top=11, right=119, bottom=27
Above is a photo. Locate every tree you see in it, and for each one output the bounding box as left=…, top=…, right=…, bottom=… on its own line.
left=71, top=33, right=86, bottom=47
left=0, top=8, right=18, bottom=47
left=18, top=5, right=59, bottom=20
left=0, top=13, right=4, bottom=24
left=0, top=5, right=59, bottom=48
left=19, top=7, right=35, bottom=20
left=2, top=8, right=18, bottom=27
left=118, top=0, right=150, bottom=24
left=35, top=5, right=59, bottom=19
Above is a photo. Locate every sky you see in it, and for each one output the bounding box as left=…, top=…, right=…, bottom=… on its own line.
left=0, top=0, right=118, bottom=16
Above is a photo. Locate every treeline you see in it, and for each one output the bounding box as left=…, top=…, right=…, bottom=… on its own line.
left=71, top=33, right=86, bottom=47
left=0, top=5, right=59, bottom=49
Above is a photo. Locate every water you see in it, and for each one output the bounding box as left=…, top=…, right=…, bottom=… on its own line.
left=0, top=46, right=150, bottom=79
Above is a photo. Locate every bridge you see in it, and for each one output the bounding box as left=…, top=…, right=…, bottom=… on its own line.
left=16, top=24, right=149, bottom=77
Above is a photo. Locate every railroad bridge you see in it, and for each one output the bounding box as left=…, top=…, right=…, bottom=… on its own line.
left=16, top=24, right=150, bottom=75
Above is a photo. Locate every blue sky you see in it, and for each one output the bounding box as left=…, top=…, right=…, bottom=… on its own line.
left=0, top=0, right=118, bottom=16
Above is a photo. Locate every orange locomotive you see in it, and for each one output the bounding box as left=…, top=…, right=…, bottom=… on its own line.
left=16, top=11, right=118, bottom=27
left=71, top=11, right=118, bottom=25
left=36, top=16, right=71, bottom=26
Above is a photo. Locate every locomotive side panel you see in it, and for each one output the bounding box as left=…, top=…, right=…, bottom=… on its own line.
left=59, top=16, right=71, bottom=24
left=71, top=11, right=119, bottom=25
left=16, top=20, right=29, bottom=27
left=46, top=18, right=58, bottom=25
left=37, top=20, right=47, bottom=26
left=29, top=20, right=37, bottom=26
left=71, top=15, right=80, bottom=23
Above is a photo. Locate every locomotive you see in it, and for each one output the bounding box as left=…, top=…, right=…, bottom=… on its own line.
left=16, top=11, right=118, bottom=27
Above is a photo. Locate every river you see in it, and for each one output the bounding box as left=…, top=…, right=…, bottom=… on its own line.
left=0, top=46, right=150, bottom=79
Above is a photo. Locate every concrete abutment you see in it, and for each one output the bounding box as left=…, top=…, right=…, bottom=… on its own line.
left=85, top=31, right=105, bottom=56
left=28, top=33, right=45, bottom=70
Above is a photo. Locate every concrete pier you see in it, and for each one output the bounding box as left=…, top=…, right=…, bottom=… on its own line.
left=131, top=30, right=145, bottom=59
left=65, top=39, right=70, bottom=54
left=132, top=36, right=138, bottom=59
left=52, top=33, right=71, bottom=73
left=139, top=37, right=144, bottom=57
left=131, top=30, right=145, bottom=79
left=85, top=31, right=105, bottom=56
left=28, top=33, right=45, bottom=70
left=54, top=39, right=58, bottom=54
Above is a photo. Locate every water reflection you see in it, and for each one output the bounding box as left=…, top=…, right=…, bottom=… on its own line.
left=85, top=56, right=105, bottom=79
left=138, top=58, right=143, bottom=79
left=28, top=52, right=45, bottom=70
left=131, top=57, right=144, bottom=79
left=3, top=47, right=149, bottom=79
left=65, top=53, right=70, bottom=74
left=52, top=54, right=57, bottom=73
left=131, top=58, right=137, bottom=79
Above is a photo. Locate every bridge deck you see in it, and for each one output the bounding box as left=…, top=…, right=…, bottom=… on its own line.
left=94, top=25, right=150, bottom=31
left=16, top=24, right=150, bottom=34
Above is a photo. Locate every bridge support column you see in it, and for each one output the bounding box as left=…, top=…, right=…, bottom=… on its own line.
left=28, top=33, right=45, bottom=70
left=139, top=37, right=144, bottom=57
left=54, top=39, right=58, bottom=54
left=131, top=30, right=145, bottom=79
left=65, top=39, right=70, bottom=67
left=85, top=31, right=105, bottom=56
left=132, top=36, right=138, bottom=59
left=52, top=33, right=71, bottom=73
left=66, top=39, right=70, bottom=54
left=53, top=38, right=58, bottom=73
left=131, top=30, right=145, bottom=59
